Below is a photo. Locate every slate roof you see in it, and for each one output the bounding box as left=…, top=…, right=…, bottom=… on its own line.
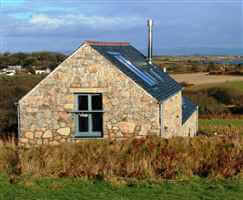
left=182, top=97, right=197, bottom=124
left=87, top=41, right=182, bottom=102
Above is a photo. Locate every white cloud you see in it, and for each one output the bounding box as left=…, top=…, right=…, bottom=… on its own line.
left=29, top=14, right=145, bottom=30
left=30, top=14, right=63, bottom=29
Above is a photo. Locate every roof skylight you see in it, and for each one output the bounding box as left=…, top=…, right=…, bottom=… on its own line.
left=149, top=68, right=164, bottom=82
left=108, top=51, right=157, bottom=87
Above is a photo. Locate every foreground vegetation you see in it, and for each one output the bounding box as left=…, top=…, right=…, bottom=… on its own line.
left=0, top=174, right=242, bottom=200
left=0, top=136, right=243, bottom=181
left=0, top=135, right=242, bottom=199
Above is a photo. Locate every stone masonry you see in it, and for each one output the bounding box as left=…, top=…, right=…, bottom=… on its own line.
left=18, top=42, right=198, bottom=146
left=181, top=109, right=198, bottom=137
left=19, top=43, right=160, bottom=145
left=161, top=91, right=182, bottom=138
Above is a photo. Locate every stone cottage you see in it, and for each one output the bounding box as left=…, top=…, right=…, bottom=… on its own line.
left=18, top=40, right=198, bottom=145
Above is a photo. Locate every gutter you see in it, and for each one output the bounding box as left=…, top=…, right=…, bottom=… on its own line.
left=159, top=101, right=164, bottom=136
left=196, top=105, right=199, bottom=133
left=15, top=102, right=21, bottom=139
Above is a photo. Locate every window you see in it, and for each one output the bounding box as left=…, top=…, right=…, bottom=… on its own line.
left=75, top=94, right=103, bottom=138
left=108, top=51, right=157, bottom=87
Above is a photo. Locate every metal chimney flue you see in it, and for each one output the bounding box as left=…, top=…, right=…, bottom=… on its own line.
left=147, top=19, right=153, bottom=64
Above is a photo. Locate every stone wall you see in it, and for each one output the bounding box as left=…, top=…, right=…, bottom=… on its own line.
left=19, top=43, right=160, bottom=145
left=181, top=109, right=198, bottom=137
left=161, top=91, right=182, bottom=138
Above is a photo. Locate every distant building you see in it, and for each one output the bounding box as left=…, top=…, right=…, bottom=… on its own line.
left=6, top=71, right=15, bottom=76
left=35, top=68, right=51, bottom=75
left=46, top=68, right=51, bottom=74
left=35, top=70, right=45, bottom=74
left=8, top=65, right=22, bottom=70
left=0, top=68, right=16, bottom=76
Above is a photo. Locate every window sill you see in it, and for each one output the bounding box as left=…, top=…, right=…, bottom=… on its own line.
left=71, top=136, right=104, bottom=140
left=75, top=131, right=102, bottom=137
left=68, top=110, right=105, bottom=113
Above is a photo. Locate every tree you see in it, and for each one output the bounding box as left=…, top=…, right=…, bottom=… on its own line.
left=23, top=57, right=38, bottom=68
left=26, top=66, right=35, bottom=74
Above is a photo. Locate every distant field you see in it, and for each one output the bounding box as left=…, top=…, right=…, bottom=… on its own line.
left=199, top=119, right=243, bottom=127
left=184, top=80, right=243, bottom=94
left=199, top=119, right=243, bottom=134
left=172, top=73, right=243, bottom=86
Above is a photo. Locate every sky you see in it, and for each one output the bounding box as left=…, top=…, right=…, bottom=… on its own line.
left=0, top=0, right=242, bottom=55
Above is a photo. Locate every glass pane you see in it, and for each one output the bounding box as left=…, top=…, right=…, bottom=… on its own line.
left=92, top=113, right=103, bottom=132
left=92, top=95, right=102, bottom=110
left=78, top=95, right=88, bottom=110
left=150, top=68, right=164, bottom=82
left=144, top=71, right=157, bottom=82
left=110, top=52, right=157, bottom=86
left=78, top=114, right=89, bottom=132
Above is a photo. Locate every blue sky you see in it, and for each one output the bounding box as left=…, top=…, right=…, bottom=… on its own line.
left=0, top=0, right=242, bottom=55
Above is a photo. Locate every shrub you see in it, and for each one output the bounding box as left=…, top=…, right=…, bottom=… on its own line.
left=207, top=62, right=222, bottom=72
left=180, top=82, right=194, bottom=87
left=184, top=91, right=228, bottom=115
left=207, top=87, right=243, bottom=106
left=183, top=85, right=243, bottom=116
left=190, top=64, right=206, bottom=72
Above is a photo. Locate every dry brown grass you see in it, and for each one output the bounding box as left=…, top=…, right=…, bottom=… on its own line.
left=172, top=73, right=243, bottom=85
left=0, top=134, right=243, bottom=181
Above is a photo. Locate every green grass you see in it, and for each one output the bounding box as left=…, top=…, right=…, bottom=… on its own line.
left=186, top=81, right=243, bottom=94
left=224, top=81, right=243, bottom=93
left=0, top=175, right=243, bottom=200
left=199, top=119, right=243, bottom=135
left=200, top=119, right=243, bottom=127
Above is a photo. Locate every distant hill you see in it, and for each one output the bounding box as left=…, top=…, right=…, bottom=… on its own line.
left=4, top=47, right=242, bottom=57
left=140, top=47, right=243, bottom=56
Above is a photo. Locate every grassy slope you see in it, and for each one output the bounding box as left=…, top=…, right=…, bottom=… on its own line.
left=200, top=119, right=243, bottom=127
left=199, top=119, right=243, bottom=134
left=0, top=175, right=242, bottom=200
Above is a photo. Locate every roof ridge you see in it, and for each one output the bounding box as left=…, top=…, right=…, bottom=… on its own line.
left=85, top=40, right=130, bottom=46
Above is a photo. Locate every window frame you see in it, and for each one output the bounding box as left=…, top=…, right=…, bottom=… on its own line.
left=74, top=93, right=104, bottom=138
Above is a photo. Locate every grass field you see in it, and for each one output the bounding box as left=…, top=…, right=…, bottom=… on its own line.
left=200, top=119, right=243, bottom=127
left=199, top=119, right=243, bottom=135
left=172, top=73, right=243, bottom=87
left=186, top=80, right=243, bottom=93
left=0, top=175, right=242, bottom=200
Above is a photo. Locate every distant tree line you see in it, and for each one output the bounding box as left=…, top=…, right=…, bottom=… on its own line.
left=0, top=52, right=67, bottom=71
